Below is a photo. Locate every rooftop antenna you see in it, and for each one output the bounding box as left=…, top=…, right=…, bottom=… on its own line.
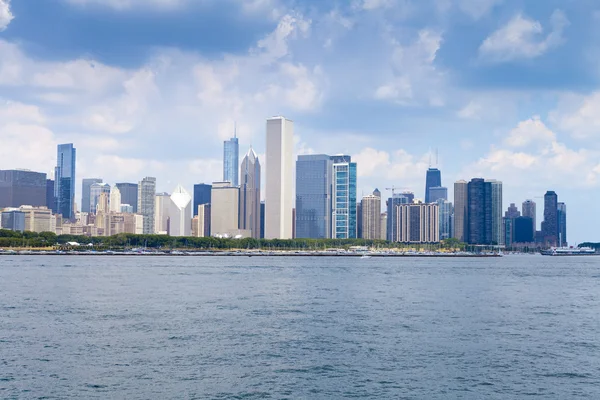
left=435, top=148, right=439, bottom=168
left=428, top=148, right=432, bottom=168
left=234, top=121, right=237, bottom=139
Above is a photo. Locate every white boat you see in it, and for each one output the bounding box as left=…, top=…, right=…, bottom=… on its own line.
left=360, top=254, right=372, bottom=259
left=541, top=246, right=597, bottom=256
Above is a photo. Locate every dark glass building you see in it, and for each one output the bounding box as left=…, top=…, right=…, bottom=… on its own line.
left=193, top=184, right=212, bottom=217
left=116, top=183, right=139, bottom=213
left=0, top=170, right=47, bottom=208
left=55, top=143, right=76, bottom=220
left=46, top=179, right=56, bottom=213
left=295, top=155, right=332, bottom=239
left=428, top=186, right=447, bottom=203
left=223, top=136, right=239, bottom=187
left=467, top=178, right=492, bottom=245
left=82, top=178, right=102, bottom=213
left=386, top=193, right=411, bottom=241
left=1, top=210, right=26, bottom=232
left=514, top=216, right=534, bottom=243
left=260, top=201, right=265, bottom=239
left=557, top=202, right=567, bottom=246
left=542, top=191, right=558, bottom=247
left=425, top=168, right=442, bottom=203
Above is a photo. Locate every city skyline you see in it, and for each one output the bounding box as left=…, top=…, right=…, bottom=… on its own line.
left=0, top=1, right=595, bottom=242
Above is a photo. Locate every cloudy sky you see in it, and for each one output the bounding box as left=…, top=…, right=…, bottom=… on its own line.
left=1, top=0, right=599, bottom=242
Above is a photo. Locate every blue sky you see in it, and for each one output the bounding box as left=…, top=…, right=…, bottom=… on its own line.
left=1, top=0, right=600, bottom=243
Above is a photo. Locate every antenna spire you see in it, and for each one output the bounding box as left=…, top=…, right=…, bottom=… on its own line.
left=234, top=121, right=237, bottom=139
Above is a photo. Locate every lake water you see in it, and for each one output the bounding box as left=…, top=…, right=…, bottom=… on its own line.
left=1, top=255, right=600, bottom=399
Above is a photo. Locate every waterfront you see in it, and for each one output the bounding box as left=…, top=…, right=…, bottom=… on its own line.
left=1, top=255, right=600, bottom=399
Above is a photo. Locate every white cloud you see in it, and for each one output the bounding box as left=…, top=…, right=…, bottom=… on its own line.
left=254, top=13, right=311, bottom=62
left=479, top=10, right=569, bottom=62
left=361, top=0, right=394, bottom=10
left=0, top=0, right=13, bottom=31
left=0, top=101, right=45, bottom=124
left=374, top=29, right=445, bottom=105
left=458, top=0, right=502, bottom=20
left=504, top=115, right=555, bottom=147
left=0, top=123, right=57, bottom=174
left=457, top=101, right=482, bottom=119
left=550, top=92, right=600, bottom=139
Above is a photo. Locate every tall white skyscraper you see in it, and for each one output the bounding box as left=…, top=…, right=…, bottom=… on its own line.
left=109, top=185, right=121, bottom=213
left=265, top=116, right=294, bottom=239
left=169, top=185, right=192, bottom=237
left=211, top=182, right=240, bottom=237
left=154, top=192, right=171, bottom=235
left=138, top=177, right=156, bottom=234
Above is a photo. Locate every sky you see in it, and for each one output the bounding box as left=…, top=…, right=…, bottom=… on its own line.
left=1, top=0, right=600, bottom=243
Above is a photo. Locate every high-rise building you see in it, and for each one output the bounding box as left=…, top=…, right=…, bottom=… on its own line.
left=428, top=186, right=447, bottom=203
left=223, top=133, right=239, bottom=186
left=356, top=202, right=362, bottom=239
left=505, top=203, right=520, bottom=218
left=453, top=180, right=468, bottom=242
left=557, top=202, right=567, bottom=246
left=115, top=183, right=139, bottom=213
left=260, top=201, right=265, bottom=239
left=155, top=192, right=171, bottom=235
left=467, top=178, right=493, bottom=245
left=514, top=217, right=534, bottom=244
left=386, top=193, right=411, bottom=242
left=46, top=179, right=56, bottom=213
left=0, top=169, right=47, bottom=209
left=265, top=116, right=294, bottom=239
left=361, top=190, right=381, bottom=240
left=380, top=213, right=387, bottom=240
left=19, top=206, right=54, bottom=233
left=169, top=185, right=192, bottom=237
left=331, top=155, right=357, bottom=239
left=522, top=200, right=536, bottom=232
left=486, top=180, right=503, bottom=245
left=89, top=183, right=111, bottom=215
left=211, top=182, right=240, bottom=237
left=193, top=184, right=212, bottom=217
left=55, top=143, right=76, bottom=220
left=396, top=203, right=439, bottom=243
left=240, top=148, right=261, bottom=239
left=81, top=178, right=102, bottom=213
left=437, top=199, right=453, bottom=240
left=192, top=204, right=211, bottom=237
left=295, top=154, right=332, bottom=239
left=542, top=191, right=559, bottom=247
left=138, top=177, right=156, bottom=234
left=110, top=185, right=122, bottom=213
left=425, top=168, right=442, bottom=204
left=1, top=210, right=26, bottom=232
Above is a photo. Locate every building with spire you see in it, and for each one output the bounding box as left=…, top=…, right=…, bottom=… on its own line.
left=223, top=126, right=239, bottom=187
left=240, top=148, right=261, bottom=239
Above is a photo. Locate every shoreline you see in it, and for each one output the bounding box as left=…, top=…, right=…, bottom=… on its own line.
left=0, top=251, right=501, bottom=257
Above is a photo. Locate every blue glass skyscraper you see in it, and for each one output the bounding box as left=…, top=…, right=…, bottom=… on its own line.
left=223, top=133, right=239, bottom=187
left=55, top=143, right=76, bottom=220
left=425, top=168, right=442, bottom=203
left=193, top=184, right=212, bottom=216
left=331, top=155, right=357, bottom=239
left=295, top=154, right=332, bottom=239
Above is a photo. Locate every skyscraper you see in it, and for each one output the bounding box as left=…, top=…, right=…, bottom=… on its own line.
left=542, top=191, right=558, bottom=247
left=169, top=185, right=192, bottom=237
left=110, top=185, right=122, bottom=213
left=437, top=199, right=453, bottom=240
left=396, top=203, right=439, bottom=243
left=453, top=180, right=468, bottom=242
left=380, top=213, right=387, bottom=240
left=361, top=190, right=381, bottom=240
left=425, top=168, right=442, bottom=204
left=514, top=217, right=534, bottom=244
left=46, top=179, right=55, bottom=213
left=428, top=186, right=447, bottom=203
left=295, top=154, right=333, bottom=239
left=486, top=180, right=503, bottom=245
left=223, top=133, right=239, bottom=186
left=89, top=183, right=111, bottom=214
left=386, top=193, right=411, bottom=242
left=265, top=116, right=294, bottom=239
left=154, top=192, right=171, bottom=234
left=138, top=177, right=156, bottom=234
left=55, top=143, right=76, bottom=220
left=467, top=178, right=492, bottom=245
left=82, top=178, right=102, bottom=213
left=193, top=184, right=212, bottom=217
left=522, top=200, right=536, bottom=232
left=331, top=155, right=357, bottom=239
left=240, top=148, right=261, bottom=239
left=505, top=203, right=520, bottom=218
left=558, top=202, right=567, bottom=246
left=211, top=182, right=240, bottom=237
left=192, top=204, right=211, bottom=237
left=116, top=183, right=139, bottom=213
left=0, top=170, right=47, bottom=208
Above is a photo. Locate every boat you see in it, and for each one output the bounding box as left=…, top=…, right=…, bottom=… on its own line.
left=360, top=254, right=372, bottom=259
left=540, top=246, right=598, bottom=256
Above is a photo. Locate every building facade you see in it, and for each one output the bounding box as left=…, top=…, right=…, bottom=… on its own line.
left=542, top=191, right=559, bottom=247
left=109, top=185, right=121, bottom=213
left=138, top=177, right=156, bottom=235
left=81, top=178, right=102, bottom=213
left=154, top=192, right=171, bottom=235
left=223, top=135, right=239, bottom=187
left=386, top=193, right=411, bottom=242
left=1, top=210, right=26, bottom=232
left=467, top=178, right=493, bottom=245
left=192, top=204, right=211, bottom=237
left=557, top=202, right=567, bottom=246
left=331, top=155, right=357, bottom=239
left=396, top=203, right=439, bottom=243
left=361, top=190, right=381, bottom=240
left=240, top=148, right=261, bottom=239
left=265, top=116, right=294, bottom=239
left=89, top=183, right=111, bottom=215
left=522, top=200, right=536, bottom=233
left=0, top=170, right=47, bottom=209
left=169, top=185, right=192, bottom=237
left=425, top=168, right=442, bottom=204
left=453, top=180, right=468, bottom=242
left=55, top=143, right=76, bottom=220
left=46, top=179, right=55, bottom=213
left=437, top=199, right=453, bottom=240
left=380, top=213, right=387, bottom=240
left=486, top=180, right=503, bottom=245
left=428, top=186, right=447, bottom=203
left=115, top=183, right=139, bottom=213
left=211, top=182, right=240, bottom=237
left=193, top=184, right=212, bottom=217
left=295, top=154, right=332, bottom=239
